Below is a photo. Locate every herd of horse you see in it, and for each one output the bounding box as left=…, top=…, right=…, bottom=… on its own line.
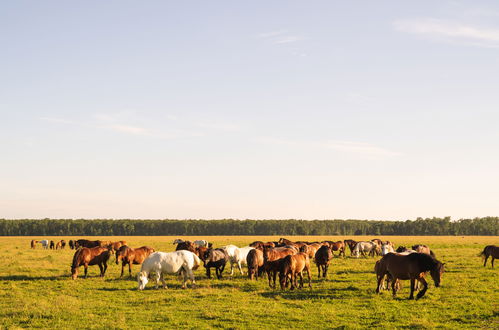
left=31, top=237, right=498, bottom=300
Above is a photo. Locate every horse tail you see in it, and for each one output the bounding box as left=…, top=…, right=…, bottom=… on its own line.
left=478, top=246, right=489, bottom=258
left=430, top=250, right=436, bottom=258
left=192, top=252, right=202, bottom=270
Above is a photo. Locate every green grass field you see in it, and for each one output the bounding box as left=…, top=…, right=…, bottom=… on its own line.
left=0, top=236, right=497, bottom=329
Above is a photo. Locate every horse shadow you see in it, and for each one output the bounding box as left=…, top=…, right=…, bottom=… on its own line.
left=0, top=275, right=68, bottom=281
left=259, top=285, right=361, bottom=300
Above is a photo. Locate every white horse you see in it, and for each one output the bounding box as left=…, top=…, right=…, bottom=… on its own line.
left=222, top=245, right=254, bottom=275
left=353, top=241, right=378, bottom=258
left=38, top=240, right=49, bottom=249
left=193, top=240, right=209, bottom=248
left=137, top=250, right=201, bottom=290
left=381, top=243, right=395, bottom=256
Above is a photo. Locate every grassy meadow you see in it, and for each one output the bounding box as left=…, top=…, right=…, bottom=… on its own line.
left=0, top=236, right=497, bottom=329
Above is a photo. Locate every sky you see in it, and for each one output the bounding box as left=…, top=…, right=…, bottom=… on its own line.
left=1, top=1, right=499, bottom=220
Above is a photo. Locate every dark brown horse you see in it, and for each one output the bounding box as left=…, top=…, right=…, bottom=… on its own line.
left=480, top=245, right=499, bottom=267
left=279, top=253, right=312, bottom=290
left=75, top=239, right=100, bottom=249
left=68, top=240, right=75, bottom=249
left=263, top=247, right=296, bottom=288
left=376, top=253, right=444, bottom=299
left=60, top=240, right=66, bottom=249
left=247, top=248, right=264, bottom=280
left=344, top=239, right=357, bottom=256
left=71, top=246, right=111, bottom=279
left=115, top=246, right=155, bottom=277
left=203, top=248, right=229, bottom=279
left=195, top=246, right=208, bottom=261
left=278, top=238, right=293, bottom=246
left=315, top=245, right=333, bottom=278
left=175, top=241, right=196, bottom=253
left=49, top=240, right=55, bottom=250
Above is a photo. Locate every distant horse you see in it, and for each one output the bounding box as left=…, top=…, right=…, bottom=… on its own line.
left=249, top=241, right=275, bottom=250
left=299, top=244, right=320, bottom=259
left=60, top=240, right=66, bottom=249
left=376, top=253, right=444, bottom=299
left=137, top=250, right=201, bottom=289
left=412, top=244, right=435, bottom=257
left=329, top=241, right=346, bottom=257
left=203, top=248, right=229, bottom=279
left=116, top=246, right=155, bottom=277
left=246, top=249, right=264, bottom=280
left=30, top=240, right=37, bottom=249
left=223, top=245, right=254, bottom=275
left=344, top=239, right=357, bottom=255
left=49, top=240, right=55, bottom=250
left=480, top=245, right=499, bottom=267
left=353, top=241, right=378, bottom=258
left=173, top=239, right=185, bottom=244
left=315, top=245, right=333, bottom=278
left=381, top=243, right=395, bottom=256
left=175, top=241, right=196, bottom=253
left=278, top=238, right=293, bottom=246
left=38, top=240, right=49, bottom=249
left=68, top=240, right=75, bottom=249
left=75, top=239, right=100, bottom=249
left=55, top=241, right=62, bottom=250
left=194, top=240, right=209, bottom=248
left=279, top=253, right=312, bottom=290
left=71, top=246, right=111, bottom=279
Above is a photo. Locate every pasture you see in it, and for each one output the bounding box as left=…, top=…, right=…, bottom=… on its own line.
left=0, top=236, right=497, bottom=329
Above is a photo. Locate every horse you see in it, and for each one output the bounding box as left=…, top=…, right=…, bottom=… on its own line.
left=71, top=246, right=111, bottom=279
left=412, top=244, right=435, bottom=257
left=264, top=257, right=287, bottom=288
left=137, top=250, right=201, bottom=290
left=376, top=252, right=444, bottom=299
left=116, top=246, right=155, bottom=277
left=278, top=238, right=293, bottom=246
left=381, top=242, right=395, bottom=256
left=38, top=240, right=49, bottom=249
left=480, top=245, right=499, bottom=267
left=175, top=241, right=196, bottom=253
left=263, top=247, right=296, bottom=288
left=60, top=240, right=66, bottom=249
left=223, top=245, right=254, bottom=275
left=299, top=244, right=320, bottom=259
left=49, top=240, right=55, bottom=249
left=203, top=248, right=229, bottom=279
left=55, top=241, right=62, bottom=250
left=249, top=241, right=275, bottom=250
left=279, top=253, right=312, bottom=290
left=352, top=241, right=378, bottom=258
left=194, top=240, right=209, bottom=248
left=329, top=241, right=346, bottom=257
left=344, top=239, right=357, bottom=255
left=68, top=240, right=75, bottom=249
left=246, top=248, right=264, bottom=280
left=173, top=239, right=184, bottom=244
left=75, top=239, right=100, bottom=249
left=195, top=246, right=208, bottom=261
left=315, top=245, right=333, bottom=278
left=30, top=240, right=37, bottom=249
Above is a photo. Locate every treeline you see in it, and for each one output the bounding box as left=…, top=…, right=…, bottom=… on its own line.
left=0, top=217, right=497, bottom=236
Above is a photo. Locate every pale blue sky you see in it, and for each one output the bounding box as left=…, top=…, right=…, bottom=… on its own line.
left=1, top=1, right=498, bottom=220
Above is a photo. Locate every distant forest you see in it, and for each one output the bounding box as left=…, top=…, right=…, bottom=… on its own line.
left=0, top=217, right=497, bottom=236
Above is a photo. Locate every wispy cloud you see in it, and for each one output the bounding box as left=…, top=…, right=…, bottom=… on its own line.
left=257, top=29, right=304, bottom=45
left=393, top=18, right=499, bottom=48
left=256, top=137, right=401, bottom=157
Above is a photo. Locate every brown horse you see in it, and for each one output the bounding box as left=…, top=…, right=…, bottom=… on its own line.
left=278, top=238, right=293, bottom=246
left=249, top=241, right=275, bottom=250
left=71, top=246, right=111, bottom=279
left=175, top=241, right=196, bottom=253
left=412, top=244, right=435, bottom=257
left=195, top=246, right=208, bottom=261
left=55, top=241, right=62, bottom=250
left=30, top=240, right=37, bottom=249
left=75, top=239, right=100, bottom=249
left=115, top=246, right=155, bottom=277
left=330, top=241, right=346, bottom=257
left=68, top=240, right=75, bottom=249
left=344, top=239, right=357, bottom=255
left=376, top=253, right=444, bottom=299
left=480, top=245, right=499, bottom=267
left=60, top=240, right=66, bottom=249
left=315, top=245, right=333, bottom=278
left=279, top=252, right=312, bottom=290
left=246, top=249, right=264, bottom=280
left=299, top=244, right=320, bottom=259
left=264, top=257, right=287, bottom=288
left=49, top=240, right=55, bottom=250
left=263, top=247, right=297, bottom=288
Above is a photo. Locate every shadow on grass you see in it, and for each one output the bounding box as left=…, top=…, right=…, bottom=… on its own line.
left=259, top=285, right=362, bottom=300
left=0, top=275, right=68, bottom=281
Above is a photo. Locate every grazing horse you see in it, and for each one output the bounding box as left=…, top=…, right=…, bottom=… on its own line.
left=412, top=244, right=435, bottom=257
left=376, top=253, right=444, bottom=299
left=203, top=248, right=229, bottom=279
left=247, top=249, right=264, bottom=280
left=60, top=240, right=66, bottom=249
left=55, top=241, right=62, bottom=250
left=30, top=240, right=37, bottom=249
left=329, top=241, right=346, bottom=257
left=344, top=239, right=357, bottom=255
left=315, top=245, right=333, bottom=278
left=353, top=241, right=378, bottom=258
left=137, top=250, right=201, bottom=290
left=279, top=253, right=312, bottom=290
left=381, top=243, right=395, bottom=256
left=68, top=240, right=75, bottom=249
left=38, top=240, right=49, bottom=249
left=75, top=239, right=100, bottom=249
left=223, top=245, right=254, bottom=275
left=71, top=246, right=111, bottom=279
left=173, top=239, right=184, bottom=244
left=175, top=241, right=196, bottom=253
left=49, top=240, right=55, bottom=250
left=480, top=245, right=499, bottom=267
left=116, top=246, right=155, bottom=277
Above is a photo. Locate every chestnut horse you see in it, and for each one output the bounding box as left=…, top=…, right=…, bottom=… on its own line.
left=115, top=246, right=155, bottom=277
left=315, top=245, right=333, bottom=278
left=330, top=241, right=346, bottom=257
left=30, top=240, right=37, bottom=249
left=376, top=253, right=444, bottom=299
left=175, top=241, right=196, bottom=253
left=71, top=246, right=111, bottom=279
left=279, top=252, right=312, bottom=290
left=246, top=249, right=264, bottom=280
left=263, top=247, right=296, bottom=288
left=480, top=245, right=499, bottom=267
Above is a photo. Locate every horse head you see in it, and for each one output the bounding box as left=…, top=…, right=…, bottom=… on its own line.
left=137, top=271, right=149, bottom=290
left=430, top=261, right=445, bottom=287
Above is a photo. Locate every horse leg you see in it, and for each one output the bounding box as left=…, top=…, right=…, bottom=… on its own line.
left=103, top=262, right=108, bottom=276
left=120, top=262, right=125, bottom=277
left=492, top=257, right=495, bottom=268
left=391, top=277, right=397, bottom=297
left=298, top=272, right=304, bottom=289
left=180, top=269, right=187, bottom=289
left=416, top=277, right=428, bottom=299
left=128, top=263, right=133, bottom=277
left=409, top=278, right=416, bottom=299
left=230, top=261, right=234, bottom=276
left=238, top=261, right=243, bottom=275
left=376, top=274, right=384, bottom=294
left=188, top=269, right=196, bottom=288
left=206, top=267, right=211, bottom=279
left=154, top=272, right=161, bottom=289
left=317, top=264, right=321, bottom=278
left=484, top=255, right=488, bottom=267
left=84, top=264, right=88, bottom=279
left=306, top=268, right=312, bottom=288
left=98, top=263, right=104, bottom=277
left=160, top=273, right=168, bottom=289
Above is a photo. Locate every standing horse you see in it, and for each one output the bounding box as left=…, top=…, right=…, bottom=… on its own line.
left=329, top=241, right=346, bottom=257
left=279, top=253, right=312, bottom=290
left=480, top=245, right=499, bottom=267
left=49, top=240, right=55, bottom=250
left=381, top=243, right=395, bottom=256
left=75, top=239, right=100, bottom=249
left=116, top=246, right=155, bottom=277
left=315, top=245, right=333, bottom=278
left=247, top=248, right=264, bottom=280
left=175, top=241, right=196, bottom=253
left=71, top=246, right=111, bottom=279
left=30, top=240, right=37, bottom=249
left=68, top=240, right=75, bottom=249
left=353, top=241, right=378, bottom=258
left=203, top=248, right=229, bottom=279
left=223, top=245, right=254, bottom=275
left=38, top=240, right=49, bottom=249
left=137, top=250, right=201, bottom=289
left=263, top=247, right=296, bottom=288
left=344, top=239, right=357, bottom=256
left=55, top=241, right=62, bottom=250
left=376, top=253, right=444, bottom=299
